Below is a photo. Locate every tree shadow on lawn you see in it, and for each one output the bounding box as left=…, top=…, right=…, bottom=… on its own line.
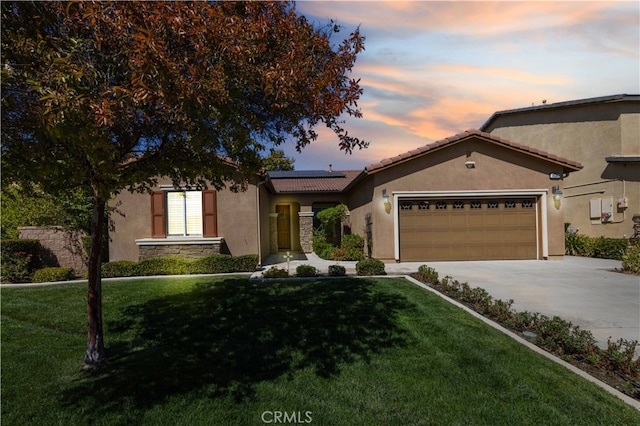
left=61, top=278, right=413, bottom=419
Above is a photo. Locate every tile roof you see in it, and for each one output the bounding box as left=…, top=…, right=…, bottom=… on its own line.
left=268, top=169, right=363, bottom=193
left=365, top=129, right=583, bottom=173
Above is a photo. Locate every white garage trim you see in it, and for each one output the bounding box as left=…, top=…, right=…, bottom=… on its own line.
left=392, top=189, right=549, bottom=261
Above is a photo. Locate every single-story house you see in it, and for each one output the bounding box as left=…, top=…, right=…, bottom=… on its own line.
left=481, top=94, right=639, bottom=239
left=109, top=129, right=582, bottom=264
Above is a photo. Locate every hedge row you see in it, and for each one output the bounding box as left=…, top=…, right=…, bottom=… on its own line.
left=101, top=254, right=259, bottom=278
left=565, top=233, right=629, bottom=260
left=411, top=267, right=640, bottom=388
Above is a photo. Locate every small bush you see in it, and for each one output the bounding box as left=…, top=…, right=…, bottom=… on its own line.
left=312, top=233, right=335, bottom=260
left=602, top=338, right=640, bottom=375
left=101, top=261, right=139, bottom=278
left=136, top=257, right=191, bottom=276
left=295, top=264, right=317, bottom=277
left=622, top=244, right=640, bottom=274
left=1, top=250, right=34, bottom=283
left=263, top=267, right=289, bottom=279
left=416, top=265, right=439, bottom=283
left=328, top=265, right=346, bottom=276
left=1, top=239, right=48, bottom=282
left=341, top=233, right=364, bottom=251
left=356, top=258, right=386, bottom=276
left=535, top=316, right=597, bottom=356
left=591, top=236, right=628, bottom=260
left=33, top=267, right=75, bottom=283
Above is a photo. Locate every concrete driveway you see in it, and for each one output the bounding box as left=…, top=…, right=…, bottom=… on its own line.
left=388, top=256, right=640, bottom=348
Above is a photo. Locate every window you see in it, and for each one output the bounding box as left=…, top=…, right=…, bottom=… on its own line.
left=418, top=201, right=430, bottom=210
left=470, top=201, right=482, bottom=209
left=400, top=202, right=413, bottom=210
left=167, top=191, right=203, bottom=236
left=151, top=190, right=217, bottom=238
left=487, top=200, right=499, bottom=209
left=522, top=199, right=534, bottom=209
left=505, top=201, right=516, bottom=209
left=453, top=201, right=464, bottom=209
left=435, top=201, right=447, bottom=210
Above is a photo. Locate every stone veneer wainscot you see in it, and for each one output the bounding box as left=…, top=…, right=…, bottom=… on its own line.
left=135, top=237, right=224, bottom=261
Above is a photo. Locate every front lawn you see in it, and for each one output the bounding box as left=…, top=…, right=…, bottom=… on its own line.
left=2, top=277, right=639, bottom=425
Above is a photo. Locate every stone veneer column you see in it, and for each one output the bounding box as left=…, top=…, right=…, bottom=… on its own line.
left=269, top=213, right=279, bottom=254
left=298, top=212, right=314, bottom=253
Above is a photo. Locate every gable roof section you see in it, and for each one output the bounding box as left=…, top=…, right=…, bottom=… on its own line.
left=365, top=129, right=583, bottom=174
left=267, top=169, right=363, bottom=193
left=480, top=94, right=640, bottom=131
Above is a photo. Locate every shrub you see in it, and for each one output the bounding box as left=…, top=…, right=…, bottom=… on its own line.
left=341, top=233, right=364, bottom=251
left=1, top=239, right=48, bottom=282
left=622, top=244, right=640, bottom=274
left=565, top=232, right=593, bottom=257
left=312, top=232, right=335, bottom=260
left=33, top=267, right=75, bottom=283
left=295, top=264, right=317, bottom=277
left=1, top=250, right=34, bottom=283
left=416, top=265, right=438, bottom=283
left=535, top=316, right=597, bottom=356
left=136, top=257, right=191, bottom=276
left=356, top=258, right=386, bottom=276
left=565, top=233, right=628, bottom=260
left=101, top=261, right=139, bottom=278
left=189, top=254, right=235, bottom=274
left=328, top=265, right=346, bottom=277
left=232, top=254, right=260, bottom=272
left=602, top=338, right=640, bottom=376
left=263, top=267, right=289, bottom=279
left=591, top=236, right=628, bottom=260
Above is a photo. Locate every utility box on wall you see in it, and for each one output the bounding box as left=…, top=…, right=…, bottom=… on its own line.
left=601, top=197, right=614, bottom=223
left=589, top=198, right=601, bottom=220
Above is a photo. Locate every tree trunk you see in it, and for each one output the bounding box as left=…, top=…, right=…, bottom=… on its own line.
left=84, top=193, right=107, bottom=368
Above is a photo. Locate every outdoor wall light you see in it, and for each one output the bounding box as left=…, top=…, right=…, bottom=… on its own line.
left=382, top=189, right=391, bottom=213
left=552, top=185, right=563, bottom=209
left=552, top=185, right=563, bottom=200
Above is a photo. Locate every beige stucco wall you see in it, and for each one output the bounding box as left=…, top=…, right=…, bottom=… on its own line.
left=109, top=178, right=260, bottom=262
left=484, top=100, right=640, bottom=238
left=349, top=138, right=570, bottom=261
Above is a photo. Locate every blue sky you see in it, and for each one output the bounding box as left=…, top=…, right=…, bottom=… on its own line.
left=281, top=1, right=640, bottom=170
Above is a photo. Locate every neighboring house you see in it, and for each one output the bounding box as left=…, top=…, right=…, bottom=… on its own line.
left=481, top=94, right=640, bottom=239
left=109, top=129, right=582, bottom=263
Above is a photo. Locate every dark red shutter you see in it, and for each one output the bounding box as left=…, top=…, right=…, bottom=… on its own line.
left=202, top=190, right=217, bottom=237
left=151, top=191, right=166, bottom=237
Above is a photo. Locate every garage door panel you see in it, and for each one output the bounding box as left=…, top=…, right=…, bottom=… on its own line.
left=399, top=198, right=537, bottom=261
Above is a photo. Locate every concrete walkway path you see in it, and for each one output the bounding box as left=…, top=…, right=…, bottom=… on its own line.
left=257, top=254, right=640, bottom=348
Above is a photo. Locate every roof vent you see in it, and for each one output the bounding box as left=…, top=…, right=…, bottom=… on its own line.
left=328, top=164, right=333, bottom=172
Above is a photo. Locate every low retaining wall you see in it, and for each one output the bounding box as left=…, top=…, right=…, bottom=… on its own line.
left=19, top=226, right=87, bottom=273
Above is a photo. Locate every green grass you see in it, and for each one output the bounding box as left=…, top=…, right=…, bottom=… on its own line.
left=2, top=277, right=639, bottom=425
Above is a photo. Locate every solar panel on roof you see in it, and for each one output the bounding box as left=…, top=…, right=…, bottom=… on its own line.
left=268, top=170, right=346, bottom=179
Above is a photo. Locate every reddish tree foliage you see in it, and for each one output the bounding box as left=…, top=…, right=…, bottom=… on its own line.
left=2, top=1, right=366, bottom=367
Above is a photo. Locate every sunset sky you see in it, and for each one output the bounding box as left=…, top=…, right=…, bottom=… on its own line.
left=281, top=1, right=640, bottom=170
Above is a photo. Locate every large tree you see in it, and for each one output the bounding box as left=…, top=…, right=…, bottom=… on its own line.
left=1, top=1, right=366, bottom=367
left=262, top=148, right=296, bottom=171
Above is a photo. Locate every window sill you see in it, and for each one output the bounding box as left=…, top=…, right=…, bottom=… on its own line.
left=135, top=237, right=224, bottom=246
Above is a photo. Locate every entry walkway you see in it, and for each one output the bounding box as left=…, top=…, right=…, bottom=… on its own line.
left=256, top=254, right=640, bottom=349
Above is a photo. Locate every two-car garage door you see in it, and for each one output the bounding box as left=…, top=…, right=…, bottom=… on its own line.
left=399, top=198, right=538, bottom=261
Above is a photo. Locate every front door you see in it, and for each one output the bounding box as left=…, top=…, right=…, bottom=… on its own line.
left=276, top=205, right=291, bottom=250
